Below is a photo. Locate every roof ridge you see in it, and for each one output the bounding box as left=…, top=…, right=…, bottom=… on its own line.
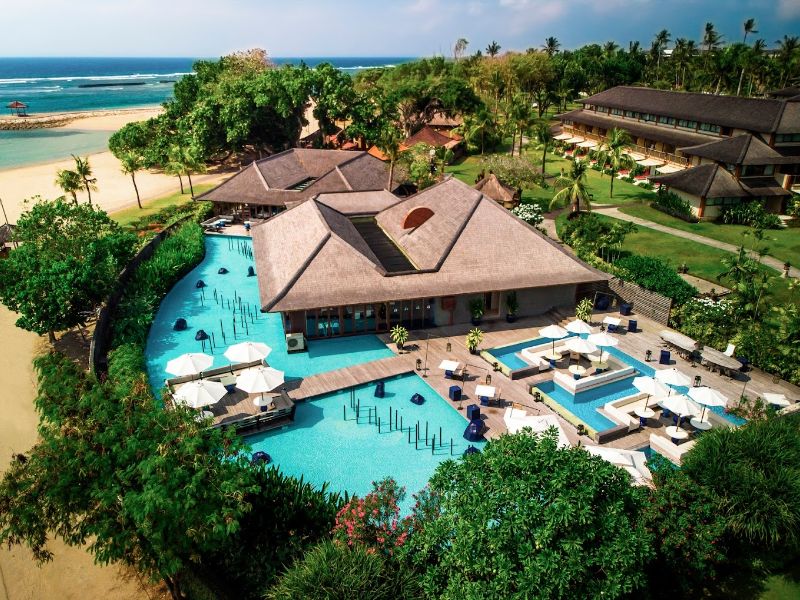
left=737, top=135, right=752, bottom=165
left=429, top=189, right=484, bottom=272
left=335, top=165, right=353, bottom=191
left=701, top=164, right=721, bottom=198
left=252, top=160, right=271, bottom=191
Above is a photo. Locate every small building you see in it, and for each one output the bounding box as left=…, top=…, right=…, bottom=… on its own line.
left=194, top=149, right=393, bottom=221
left=404, top=124, right=463, bottom=155
left=0, top=224, right=15, bottom=257
left=427, top=111, right=463, bottom=133
left=474, top=173, right=520, bottom=209
left=251, top=177, right=605, bottom=340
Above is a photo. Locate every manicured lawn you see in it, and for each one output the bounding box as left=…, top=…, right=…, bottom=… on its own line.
left=556, top=212, right=794, bottom=305
left=111, top=184, right=215, bottom=228
left=619, top=204, right=800, bottom=267
left=760, top=575, right=800, bottom=600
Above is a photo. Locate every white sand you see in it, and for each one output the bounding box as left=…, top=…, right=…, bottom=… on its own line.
left=0, top=109, right=225, bottom=223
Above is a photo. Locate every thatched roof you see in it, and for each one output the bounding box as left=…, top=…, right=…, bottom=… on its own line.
left=559, top=109, right=711, bottom=148
left=651, top=163, right=790, bottom=199
left=474, top=173, right=518, bottom=204
left=251, top=177, right=605, bottom=312
left=428, top=112, right=463, bottom=128
left=579, top=86, right=798, bottom=133
left=767, top=86, right=800, bottom=99
left=194, top=149, right=392, bottom=207
left=679, top=134, right=800, bottom=165
left=316, top=190, right=402, bottom=216
left=0, top=224, right=14, bottom=245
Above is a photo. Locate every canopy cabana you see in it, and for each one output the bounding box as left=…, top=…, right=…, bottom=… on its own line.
left=6, top=101, right=28, bottom=116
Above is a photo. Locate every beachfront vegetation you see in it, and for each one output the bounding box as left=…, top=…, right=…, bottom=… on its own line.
left=0, top=197, right=135, bottom=342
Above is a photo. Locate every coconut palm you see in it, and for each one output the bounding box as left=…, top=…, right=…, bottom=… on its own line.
left=463, top=109, right=496, bottom=155
left=703, top=22, right=723, bottom=53
left=531, top=121, right=553, bottom=179
left=486, top=41, right=501, bottom=57
left=542, top=37, right=560, bottom=57
left=595, top=128, right=633, bottom=198
left=54, top=169, right=82, bottom=204
left=742, top=18, right=758, bottom=44
left=509, top=95, right=535, bottom=156
left=181, top=146, right=207, bottom=196
left=550, top=159, right=591, bottom=214
left=71, top=155, right=97, bottom=207
left=119, top=151, right=144, bottom=209
left=165, top=146, right=186, bottom=194
left=603, top=41, right=619, bottom=58
left=376, top=124, right=404, bottom=189
left=776, top=35, right=800, bottom=87
left=653, top=29, right=671, bottom=80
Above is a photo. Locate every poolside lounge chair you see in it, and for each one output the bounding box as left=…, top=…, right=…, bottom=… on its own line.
left=724, top=343, right=735, bottom=357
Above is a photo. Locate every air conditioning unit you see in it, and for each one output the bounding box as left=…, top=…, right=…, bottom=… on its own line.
left=285, top=332, right=306, bottom=353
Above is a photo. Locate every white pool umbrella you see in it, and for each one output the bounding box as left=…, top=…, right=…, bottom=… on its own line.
left=174, top=379, right=227, bottom=409
left=654, top=367, right=691, bottom=394
left=633, top=376, right=670, bottom=412
left=565, top=337, right=597, bottom=355
left=566, top=319, right=593, bottom=335
left=236, top=366, right=285, bottom=402
left=587, top=332, right=618, bottom=362
left=661, top=394, right=701, bottom=432
left=166, top=353, right=213, bottom=377
left=224, top=341, right=272, bottom=363
left=539, top=324, right=568, bottom=355
left=762, top=392, right=790, bottom=408
left=688, top=386, right=729, bottom=422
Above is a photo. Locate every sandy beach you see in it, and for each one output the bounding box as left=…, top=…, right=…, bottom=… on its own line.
left=0, top=108, right=225, bottom=223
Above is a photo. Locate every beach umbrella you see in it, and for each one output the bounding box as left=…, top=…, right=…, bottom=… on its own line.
left=224, top=341, right=272, bottom=363
left=654, top=367, right=691, bottom=395
left=166, top=352, right=213, bottom=377
left=688, top=386, right=729, bottom=422
left=633, top=376, right=670, bottom=412
left=661, top=394, right=701, bottom=432
left=174, top=379, right=227, bottom=409
left=762, top=392, right=790, bottom=408
left=587, top=331, right=618, bottom=362
left=236, top=366, right=285, bottom=403
left=539, top=324, right=568, bottom=355
left=566, top=319, right=593, bottom=335
left=565, top=337, right=597, bottom=355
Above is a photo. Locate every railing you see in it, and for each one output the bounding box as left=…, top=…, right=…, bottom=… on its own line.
left=561, top=126, right=689, bottom=167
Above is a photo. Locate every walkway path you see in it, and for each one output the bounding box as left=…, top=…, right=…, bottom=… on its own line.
left=593, top=206, right=798, bottom=278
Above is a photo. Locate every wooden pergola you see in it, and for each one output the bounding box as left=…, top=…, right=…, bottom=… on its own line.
left=6, top=100, right=28, bottom=116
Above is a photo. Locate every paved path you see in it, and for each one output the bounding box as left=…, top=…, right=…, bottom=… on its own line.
left=593, top=206, right=798, bottom=278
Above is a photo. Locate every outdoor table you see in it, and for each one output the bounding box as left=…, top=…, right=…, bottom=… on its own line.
left=439, top=359, right=461, bottom=376
left=659, top=329, right=700, bottom=354
left=700, top=346, right=741, bottom=373
left=543, top=351, right=563, bottom=361
left=634, top=407, right=655, bottom=426
left=590, top=360, right=609, bottom=372
left=665, top=426, right=689, bottom=442
left=603, top=316, right=621, bottom=327
left=568, top=365, right=587, bottom=378
left=253, top=396, right=274, bottom=411
left=690, top=418, right=712, bottom=431
left=475, top=384, right=496, bottom=399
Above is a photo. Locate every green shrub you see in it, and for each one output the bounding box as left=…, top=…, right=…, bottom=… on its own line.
left=669, top=297, right=736, bottom=348
left=719, top=201, right=782, bottom=229
left=613, top=254, right=698, bottom=305
left=652, top=189, right=697, bottom=221
left=266, top=540, right=420, bottom=600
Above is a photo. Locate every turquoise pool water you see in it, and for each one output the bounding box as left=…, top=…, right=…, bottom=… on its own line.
left=246, top=373, right=484, bottom=505
left=145, top=235, right=393, bottom=391
left=487, top=334, right=576, bottom=371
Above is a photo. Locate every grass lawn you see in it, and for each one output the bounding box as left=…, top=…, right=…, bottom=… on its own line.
left=111, top=184, right=215, bottom=228
left=760, top=575, right=800, bottom=600
left=446, top=152, right=656, bottom=212
left=618, top=204, right=800, bottom=267
left=556, top=212, right=794, bottom=305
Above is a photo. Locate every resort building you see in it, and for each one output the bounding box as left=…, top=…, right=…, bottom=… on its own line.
left=195, top=148, right=393, bottom=221
left=557, top=86, right=800, bottom=219
left=251, top=176, right=604, bottom=340
left=473, top=172, right=520, bottom=209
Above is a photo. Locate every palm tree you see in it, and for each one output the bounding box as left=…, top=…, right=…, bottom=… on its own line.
left=550, top=159, right=591, bottom=214
left=119, top=152, right=144, bottom=209
left=542, top=37, right=560, bottom=57
left=486, top=41, right=501, bottom=57
left=376, top=125, right=404, bottom=188
left=453, top=38, right=469, bottom=61
left=742, top=18, right=758, bottom=44
left=594, top=128, right=633, bottom=199
left=463, top=110, right=495, bottom=155
left=180, top=146, right=206, bottom=197
left=603, top=41, right=619, bottom=58
left=71, top=155, right=97, bottom=206
left=747, top=39, right=768, bottom=94
left=531, top=121, right=553, bottom=179
left=54, top=169, right=82, bottom=204
left=776, top=35, right=800, bottom=87
left=672, top=38, right=688, bottom=88
left=653, top=29, right=671, bottom=80
left=509, top=95, right=534, bottom=156
left=703, top=22, right=723, bottom=53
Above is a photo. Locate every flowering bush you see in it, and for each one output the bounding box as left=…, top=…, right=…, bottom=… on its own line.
left=511, top=202, right=543, bottom=226
left=670, top=297, right=735, bottom=348
left=332, top=478, right=411, bottom=555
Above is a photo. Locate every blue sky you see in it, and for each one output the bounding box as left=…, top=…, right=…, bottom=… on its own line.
left=1, top=0, right=799, bottom=57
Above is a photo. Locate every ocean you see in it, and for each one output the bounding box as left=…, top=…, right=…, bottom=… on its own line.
left=0, top=56, right=412, bottom=170
left=0, top=57, right=412, bottom=115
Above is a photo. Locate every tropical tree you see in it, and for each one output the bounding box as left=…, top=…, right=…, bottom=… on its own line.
left=54, top=169, right=82, bottom=204
left=71, top=155, right=97, bottom=206
left=653, top=29, right=671, bottom=80
left=595, top=127, right=633, bottom=198
left=453, top=38, right=469, bottom=61
left=462, top=109, right=497, bottom=155
left=165, top=145, right=186, bottom=194
left=0, top=198, right=135, bottom=342
left=485, top=40, right=501, bottom=57
left=399, top=431, right=652, bottom=598
left=375, top=123, right=404, bottom=189
left=776, top=35, right=800, bottom=87
left=531, top=120, right=553, bottom=178
left=119, top=151, right=144, bottom=209
left=551, top=158, right=592, bottom=213
left=542, top=36, right=560, bottom=56
left=742, top=17, right=758, bottom=44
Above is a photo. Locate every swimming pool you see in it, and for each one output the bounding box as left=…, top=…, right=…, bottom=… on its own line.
left=145, top=235, right=393, bottom=391
left=246, top=373, right=484, bottom=505
left=535, top=376, right=637, bottom=431
left=487, top=334, right=575, bottom=371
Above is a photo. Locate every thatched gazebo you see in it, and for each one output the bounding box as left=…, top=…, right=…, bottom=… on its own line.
left=474, top=172, right=520, bottom=209
left=6, top=100, right=28, bottom=116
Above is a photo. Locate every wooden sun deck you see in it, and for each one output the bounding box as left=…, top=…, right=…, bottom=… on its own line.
left=288, top=355, right=411, bottom=400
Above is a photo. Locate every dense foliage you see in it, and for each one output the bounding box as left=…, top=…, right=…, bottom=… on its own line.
left=559, top=212, right=636, bottom=263
left=614, top=254, right=698, bottom=305
left=0, top=352, right=258, bottom=600
left=652, top=188, right=696, bottom=221
left=719, top=201, right=782, bottom=229
left=399, top=431, right=652, bottom=599
left=0, top=198, right=135, bottom=340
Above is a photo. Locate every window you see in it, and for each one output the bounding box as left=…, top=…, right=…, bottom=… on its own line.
left=775, top=133, right=800, bottom=143
left=677, top=119, right=698, bottom=129
left=660, top=116, right=676, bottom=126
left=699, top=122, right=721, bottom=134
left=705, top=197, right=745, bottom=207
left=624, top=110, right=638, bottom=119
left=642, top=113, right=658, bottom=122
left=610, top=108, right=623, bottom=116
left=741, top=164, right=775, bottom=177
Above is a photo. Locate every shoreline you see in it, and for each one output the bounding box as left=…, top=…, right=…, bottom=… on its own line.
left=0, top=105, right=163, bottom=130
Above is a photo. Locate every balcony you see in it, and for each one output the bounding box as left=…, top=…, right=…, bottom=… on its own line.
left=561, top=126, right=690, bottom=167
